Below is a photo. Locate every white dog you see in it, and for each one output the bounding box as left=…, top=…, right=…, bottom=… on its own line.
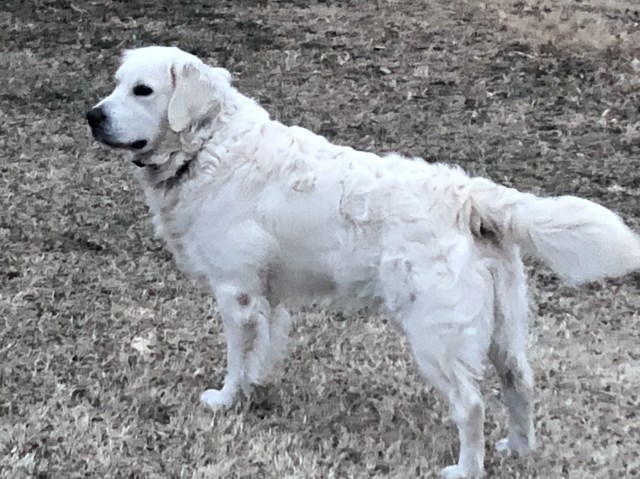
left=87, top=46, right=640, bottom=478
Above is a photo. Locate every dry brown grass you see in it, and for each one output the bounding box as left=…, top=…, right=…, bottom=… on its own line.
left=1, top=0, right=639, bottom=478
left=484, top=0, right=640, bottom=52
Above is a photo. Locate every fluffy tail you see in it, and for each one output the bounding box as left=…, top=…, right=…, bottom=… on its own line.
left=469, top=178, right=640, bottom=284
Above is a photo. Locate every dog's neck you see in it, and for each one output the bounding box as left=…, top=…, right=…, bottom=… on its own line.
left=133, top=113, right=219, bottom=191
left=143, top=151, right=198, bottom=191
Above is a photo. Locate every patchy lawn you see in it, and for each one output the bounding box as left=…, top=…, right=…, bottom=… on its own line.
left=1, top=0, right=639, bottom=477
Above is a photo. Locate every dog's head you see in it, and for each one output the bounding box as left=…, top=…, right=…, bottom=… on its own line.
left=86, top=46, right=231, bottom=161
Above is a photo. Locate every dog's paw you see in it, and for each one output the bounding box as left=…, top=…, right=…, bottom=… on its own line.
left=495, top=436, right=533, bottom=456
left=200, top=388, right=236, bottom=410
left=440, top=465, right=480, bottom=479
left=495, top=438, right=512, bottom=455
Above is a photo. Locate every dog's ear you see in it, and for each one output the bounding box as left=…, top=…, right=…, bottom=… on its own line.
left=168, top=63, right=230, bottom=133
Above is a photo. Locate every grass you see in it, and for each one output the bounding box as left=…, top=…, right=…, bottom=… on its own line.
left=490, top=0, right=640, bottom=51
left=1, top=0, right=639, bottom=477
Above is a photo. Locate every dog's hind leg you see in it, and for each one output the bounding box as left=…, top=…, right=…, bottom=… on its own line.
left=489, top=249, right=536, bottom=456
left=406, top=317, right=488, bottom=478
left=401, top=289, right=492, bottom=478
left=381, top=248, right=493, bottom=478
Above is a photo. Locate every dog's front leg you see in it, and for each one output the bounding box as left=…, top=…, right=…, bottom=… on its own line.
left=201, top=284, right=273, bottom=410
left=245, top=303, right=291, bottom=385
left=200, top=311, right=247, bottom=410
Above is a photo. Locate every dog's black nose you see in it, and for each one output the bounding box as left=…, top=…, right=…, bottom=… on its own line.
left=86, top=107, right=106, bottom=128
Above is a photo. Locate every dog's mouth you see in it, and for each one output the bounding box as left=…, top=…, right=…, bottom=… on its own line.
left=91, top=130, right=147, bottom=151
left=101, top=138, right=148, bottom=151
left=130, top=140, right=148, bottom=150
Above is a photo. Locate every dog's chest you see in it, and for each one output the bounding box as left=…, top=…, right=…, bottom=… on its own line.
left=141, top=184, right=202, bottom=272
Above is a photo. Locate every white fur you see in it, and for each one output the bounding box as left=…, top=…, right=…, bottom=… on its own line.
left=89, top=46, right=640, bottom=479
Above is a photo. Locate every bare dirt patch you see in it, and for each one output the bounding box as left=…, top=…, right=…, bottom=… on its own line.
left=1, top=0, right=639, bottom=478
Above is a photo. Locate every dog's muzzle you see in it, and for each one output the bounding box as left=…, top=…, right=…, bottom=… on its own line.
left=86, top=107, right=147, bottom=151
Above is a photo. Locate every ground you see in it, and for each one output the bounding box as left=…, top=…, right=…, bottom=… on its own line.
left=1, top=0, right=639, bottom=477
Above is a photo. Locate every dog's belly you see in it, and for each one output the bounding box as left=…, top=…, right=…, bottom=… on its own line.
left=266, top=256, right=382, bottom=312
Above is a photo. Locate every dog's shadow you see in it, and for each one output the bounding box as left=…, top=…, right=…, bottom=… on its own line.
left=238, top=364, right=537, bottom=477
left=199, top=316, right=538, bottom=476
left=239, top=364, right=459, bottom=475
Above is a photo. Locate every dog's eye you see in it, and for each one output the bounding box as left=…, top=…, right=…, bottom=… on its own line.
left=133, top=85, right=154, bottom=96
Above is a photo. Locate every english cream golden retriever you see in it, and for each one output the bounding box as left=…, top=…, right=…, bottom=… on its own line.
left=87, top=46, right=640, bottom=478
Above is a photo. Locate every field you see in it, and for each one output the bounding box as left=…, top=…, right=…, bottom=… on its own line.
left=1, top=0, right=640, bottom=477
